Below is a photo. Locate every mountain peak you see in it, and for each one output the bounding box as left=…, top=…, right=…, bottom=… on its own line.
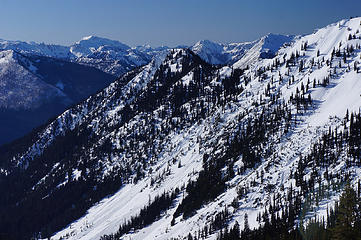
left=192, top=39, right=257, bottom=65
left=75, top=35, right=130, bottom=49
left=260, top=33, right=294, bottom=55
left=80, top=35, right=97, bottom=41
left=194, top=39, right=222, bottom=48
left=70, top=36, right=130, bottom=58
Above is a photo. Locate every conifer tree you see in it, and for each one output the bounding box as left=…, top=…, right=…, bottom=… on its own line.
left=331, top=183, right=359, bottom=240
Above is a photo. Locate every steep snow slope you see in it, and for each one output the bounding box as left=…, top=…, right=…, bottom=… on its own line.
left=50, top=17, right=361, bottom=240
left=0, top=17, right=360, bottom=240
left=233, top=33, right=294, bottom=68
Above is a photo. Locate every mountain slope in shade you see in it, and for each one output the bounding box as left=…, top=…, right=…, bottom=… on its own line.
left=0, top=36, right=168, bottom=144
left=0, top=17, right=360, bottom=240
left=0, top=50, right=65, bottom=110
left=0, top=50, right=114, bottom=145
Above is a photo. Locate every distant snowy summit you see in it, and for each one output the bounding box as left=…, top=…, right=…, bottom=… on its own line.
left=191, top=33, right=294, bottom=66
left=70, top=35, right=131, bottom=58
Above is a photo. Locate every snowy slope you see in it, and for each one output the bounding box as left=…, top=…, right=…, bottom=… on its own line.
left=233, top=33, right=294, bottom=68
left=49, top=17, right=361, bottom=240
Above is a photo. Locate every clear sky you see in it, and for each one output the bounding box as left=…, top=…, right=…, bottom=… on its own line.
left=0, top=0, right=360, bottom=47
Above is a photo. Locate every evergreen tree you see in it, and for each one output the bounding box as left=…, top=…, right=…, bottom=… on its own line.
left=331, top=183, right=359, bottom=240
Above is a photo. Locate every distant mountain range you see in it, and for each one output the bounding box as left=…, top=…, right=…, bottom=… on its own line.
left=0, top=35, right=160, bottom=76
left=0, top=34, right=294, bottom=75
left=0, top=34, right=293, bottom=145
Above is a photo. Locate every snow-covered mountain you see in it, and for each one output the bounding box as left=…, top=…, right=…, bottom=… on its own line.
left=191, top=39, right=255, bottom=65
left=233, top=33, right=294, bottom=68
left=0, top=36, right=162, bottom=76
left=0, top=17, right=360, bottom=240
left=70, top=36, right=164, bottom=76
left=70, top=36, right=131, bottom=57
left=191, top=34, right=294, bottom=66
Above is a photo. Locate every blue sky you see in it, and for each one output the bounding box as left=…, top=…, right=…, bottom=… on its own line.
left=0, top=0, right=360, bottom=47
